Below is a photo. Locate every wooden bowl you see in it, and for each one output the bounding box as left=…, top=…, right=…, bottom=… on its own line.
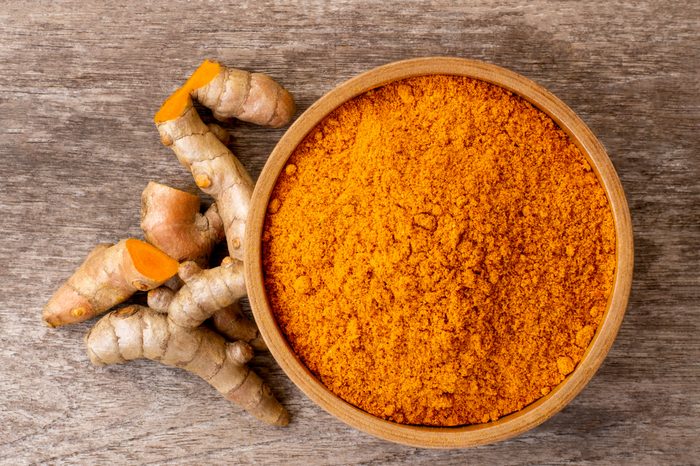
left=245, top=57, right=633, bottom=448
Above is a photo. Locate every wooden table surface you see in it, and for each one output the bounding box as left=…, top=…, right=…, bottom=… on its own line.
left=1, top=1, right=698, bottom=464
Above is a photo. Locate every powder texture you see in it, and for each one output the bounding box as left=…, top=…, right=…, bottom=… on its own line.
left=263, top=75, right=616, bottom=426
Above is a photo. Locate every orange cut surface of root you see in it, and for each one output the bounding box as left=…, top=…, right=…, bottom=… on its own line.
left=154, top=87, right=191, bottom=123
left=125, top=238, right=179, bottom=282
left=154, top=60, right=222, bottom=123
left=184, top=59, right=221, bottom=90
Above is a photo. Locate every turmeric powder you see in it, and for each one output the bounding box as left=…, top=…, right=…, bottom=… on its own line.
left=263, top=75, right=616, bottom=426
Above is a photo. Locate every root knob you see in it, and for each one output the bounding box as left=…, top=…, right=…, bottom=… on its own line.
left=226, top=341, right=254, bottom=365
left=195, top=173, right=212, bottom=189
left=131, top=279, right=150, bottom=291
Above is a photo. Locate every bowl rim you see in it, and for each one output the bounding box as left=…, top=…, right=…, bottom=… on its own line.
left=244, top=57, right=634, bottom=448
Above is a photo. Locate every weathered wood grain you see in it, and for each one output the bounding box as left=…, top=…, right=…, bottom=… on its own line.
left=0, top=1, right=697, bottom=464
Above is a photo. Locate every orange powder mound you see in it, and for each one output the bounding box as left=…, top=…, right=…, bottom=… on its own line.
left=262, top=75, right=616, bottom=426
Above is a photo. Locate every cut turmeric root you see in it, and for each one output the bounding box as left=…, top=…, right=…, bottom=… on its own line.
left=157, top=105, right=253, bottom=261
left=86, top=258, right=288, bottom=426
left=43, top=239, right=179, bottom=327
left=155, top=59, right=295, bottom=127
left=155, top=59, right=295, bottom=261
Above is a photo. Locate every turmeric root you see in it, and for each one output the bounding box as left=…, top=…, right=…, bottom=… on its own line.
left=85, top=306, right=286, bottom=425
left=157, top=105, right=253, bottom=261
left=206, top=122, right=232, bottom=145
left=146, top=286, right=175, bottom=313
left=86, top=258, right=288, bottom=426
left=141, top=186, right=265, bottom=349
left=140, top=122, right=232, bottom=264
left=212, top=302, right=267, bottom=351
left=44, top=239, right=179, bottom=327
left=148, top=287, right=266, bottom=350
left=155, top=59, right=295, bottom=127
left=141, top=181, right=224, bottom=264
left=155, top=60, right=295, bottom=260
